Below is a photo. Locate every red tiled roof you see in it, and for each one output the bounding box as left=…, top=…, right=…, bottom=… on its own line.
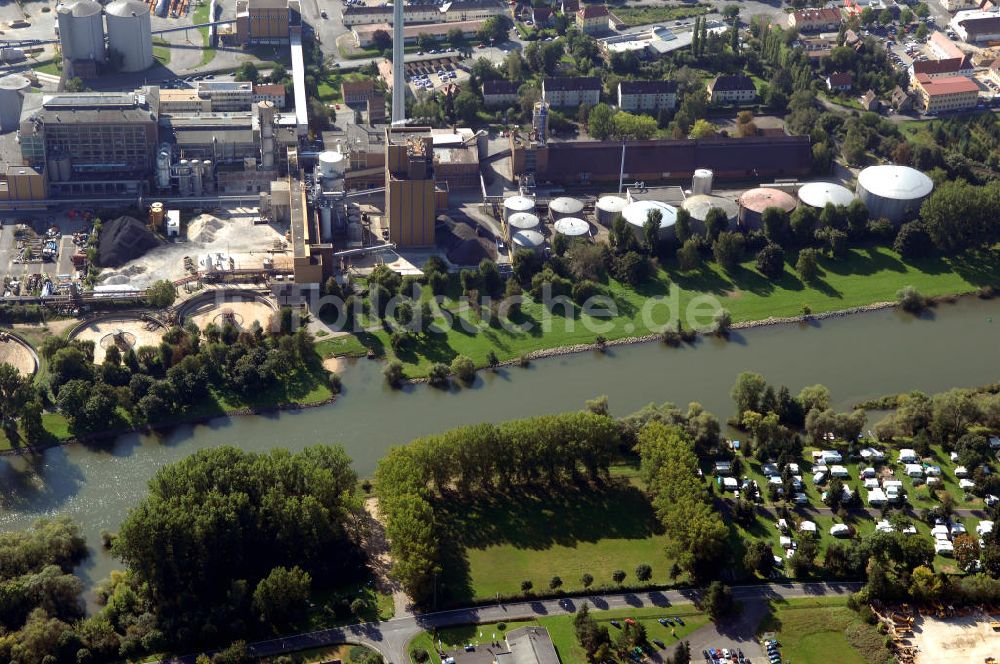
left=254, top=83, right=285, bottom=95
left=578, top=4, right=608, bottom=18
left=828, top=71, right=853, bottom=86
left=918, top=74, right=979, bottom=96
left=791, top=7, right=842, bottom=23
left=912, top=57, right=971, bottom=76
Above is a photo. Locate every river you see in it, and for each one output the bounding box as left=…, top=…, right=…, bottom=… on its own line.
left=1, top=297, right=999, bottom=602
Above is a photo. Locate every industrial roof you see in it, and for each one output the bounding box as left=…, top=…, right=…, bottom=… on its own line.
left=857, top=165, right=933, bottom=200
left=797, top=182, right=855, bottom=208
left=739, top=188, right=797, bottom=213
left=791, top=7, right=842, bottom=23
left=43, top=92, right=138, bottom=108
left=0, top=74, right=31, bottom=91
left=289, top=32, right=309, bottom=132
left=929, top=31, right=965, bottom=59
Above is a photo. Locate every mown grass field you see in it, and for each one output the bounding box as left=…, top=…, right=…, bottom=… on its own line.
left=323, top=246, right=1000, bottom=378
left=612, top=5, right=710, bottom=28
left=758, top=596, right=893, bottom=664
left=408, top=604, right=709, bottom=664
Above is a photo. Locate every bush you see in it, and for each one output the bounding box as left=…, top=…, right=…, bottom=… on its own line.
left=450, top=355, right=475, bottom=384
left=755, top=243, right=786, bottom=279
left=867, top=218, right=896, bottom=242
left=712, top=232, right=744, bottom=272
left=893, top=221, right=934, bottom=259
left=796, top=248, right=820, bottom=283
left=896, top=285, right=927, bottom=313
left=712, top=308, right=732, bottom=336
left=571, top=279, right=601, bottom=305
left=411, top=649, right=429, bottom=663
left=611, top=251, right=651, bottom=286
left=428, top=362, right=450, bottom=387
left=383, top=360, right=404, bottom=387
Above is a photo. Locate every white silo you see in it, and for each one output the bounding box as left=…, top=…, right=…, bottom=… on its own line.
left=553, top=217, right=590, bottom=238
left=511, top=229, right=545, bottom=252
left=548, top=196, right=584, bottom=221
left=318, top=150, right=345, bottom=181
left=855, top=165, right=933, bottom=224
left=105, top=0, right=153, bottom=73
left=692, top=168, right=714, bottom=195
left=0, top=74, right=31, bottom=132
left=797, top=182, right=855, bottom=209
left=190, top=159, right=203, bottom=196
left=621, top=200, right=677, bottom=241
left=56, top=0, right=106, bottom=63
left=503, top=195, right=535, bottom=221
left=595, top=195, right=627, bottom=226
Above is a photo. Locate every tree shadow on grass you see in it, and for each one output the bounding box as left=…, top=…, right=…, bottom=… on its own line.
left=437, top=479, right=664, bottom=552
left=668, top=266, right=734, bottom=296
left=946, top=247, right=1000, bottom=286
left=727, top=266, right=777, bottom=297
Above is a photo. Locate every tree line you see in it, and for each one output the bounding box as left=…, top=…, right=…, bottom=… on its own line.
left=374, top=411, right=620, bottom=603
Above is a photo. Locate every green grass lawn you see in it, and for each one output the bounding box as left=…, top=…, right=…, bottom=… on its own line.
left=435, top=479, right=676, bottom=605
left=153, top=39, right=171, bottom=66
left=31, top=59, right=61, bottom=76
left=758, top=596, right=894, bottom=664
left=301, top=581, right=394, bottom=632
left=324, top=245, right=1000, bottom=378
left=409, top=605, right=709, bottom=664
left=613, top=6, right=710, bottom=28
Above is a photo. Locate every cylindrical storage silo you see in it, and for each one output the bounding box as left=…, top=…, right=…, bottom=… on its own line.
left=503, top=195, right=535, bottom=222
left=855, top=165, right=933, bottom=224
left=797, top=181, right=855, bottom=209
left=681, top=194, right=740, bottom=233
left=318, top=150, right=345, bottom=180
left=507, top=212, right=540, bottom=232
left=0, top=74, right=31, bottom=132
left=553, top=217, right=590, bottom=238
left=56, top=0, right=105, bottom=63
left=548, top=196, right=584, bottom=222
left=595, top=195, right=627, bottom=226
left=190, top=159, right=203, bottom=196
left=692, top=168, right=714, bottom=195
left=621, top=200, right=677, bottom=241
left=156, top=146, right=172, bottom=190
left=106, top=0, right=154, bottom=73
left=511, top=229, right=545, bottom=253
left=738, top=188, right=797, bottom=230
left=150, top=203, right=164, bottom=228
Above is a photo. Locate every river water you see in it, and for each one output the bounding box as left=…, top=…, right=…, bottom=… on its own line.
left=1, top=297, right=999, bottom=601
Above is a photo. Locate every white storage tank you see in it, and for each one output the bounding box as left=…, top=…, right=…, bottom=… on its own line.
left=553, top=217, right=590, bottom=238
left=318, top=150, right=345, bottom=180
left=621, top=200, right=677, bottom=240
left=798, top=181, right=856, bottom=209
left=0, top=74, right=31, bottom=132
left=56, top=0, right=105, bottom=63
left=105, top=0, right=153, bottom=73
left=548, top=196, right=584, bottom=221
left=503, top=195, right=535, bottom=221
left=507, top=212, right=540, bottom=231
left=511, top=229, right=545, bottom=252
left=680, top=194, right=739, bottom=232
left=692, top=168, right=714, bottom=195
left=595, top=195, right=627, bottom=226
left=856, top=165, right=933, bottom=224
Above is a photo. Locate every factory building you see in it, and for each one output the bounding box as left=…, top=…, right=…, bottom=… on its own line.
left=855, top=165, right=933, bottom=224
left=158, top=83, right=255, bottom=115
left=236, top=0, right=300, bottom=45
left=341, top=0, right=505, bottom=27
left=385, top=127, right=438, bottom=247
left=510, top=135, right=811, bottom=186
left=617, top=80, right=677, bottom=112
left=18, top=90, right=159, bottom=196
left=0, top=166, right=46, bottom=202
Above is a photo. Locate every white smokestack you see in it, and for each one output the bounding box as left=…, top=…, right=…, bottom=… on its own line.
left=391, top=0, right=405, bottom=124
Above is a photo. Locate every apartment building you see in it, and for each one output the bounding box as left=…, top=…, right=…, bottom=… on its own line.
left=913, top=73, right=979, bottom=113
left=542, top=77, right=601, bottom=107
left=707, top=75, right=756, bottom=104
left=617, top=80, right=677, bottom=112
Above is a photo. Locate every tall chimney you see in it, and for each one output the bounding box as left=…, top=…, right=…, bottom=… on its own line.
left=391, top=0, right=405, bottom=124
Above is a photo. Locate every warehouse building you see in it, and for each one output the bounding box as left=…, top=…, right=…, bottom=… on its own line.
left=235, top=0, right=300, bottom=45
left=949, top=9, right=1000, bottom=43
left=510, top=134, right=811, bottom=185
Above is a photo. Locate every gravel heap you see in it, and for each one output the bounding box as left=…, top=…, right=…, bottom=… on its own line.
left=98, top=216, right=162, bottom=267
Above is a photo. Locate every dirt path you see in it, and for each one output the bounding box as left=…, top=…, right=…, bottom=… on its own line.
left=363, top=496, right=414, bottom=618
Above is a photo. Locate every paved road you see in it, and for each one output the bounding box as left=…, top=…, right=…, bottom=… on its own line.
left=156, top=581, right=864, bottom=664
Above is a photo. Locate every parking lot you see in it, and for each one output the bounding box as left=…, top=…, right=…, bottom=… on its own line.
left=0, top=211, right=92, bottom=294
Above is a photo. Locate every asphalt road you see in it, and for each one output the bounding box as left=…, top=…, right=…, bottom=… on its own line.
left=156, top=581, right=864, bottom=664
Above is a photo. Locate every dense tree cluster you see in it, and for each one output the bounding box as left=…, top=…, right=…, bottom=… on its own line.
left=638, top=422, right=727, bottom=580
left=375, top=412, right=620, bottom=602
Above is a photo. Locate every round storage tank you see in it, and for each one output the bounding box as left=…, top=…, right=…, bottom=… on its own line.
left=56, top=0, right=105, bottom=63
left=856, top=164, right=933, bottom=224
left=318, top=150, right=345, bottom=179
left=595, top=195, right=627, bottom=226
left=548, top=196, right=584, bottom=221
left=511, top=229, right=545, bottom=252
left=0, top=74, right=31, bottom=132
left=553, top=217, right=590, bottom=238
left=738, top=188, right=797, bottom=230
left=692, top=168, right=714, bottom=195
left=798, top=181, right=855, bottom=209
left=621, top=200, right=677, bottom=240
left=681, top=194, right=739, bottom=233
left=503, top=195, right=535, bottom=221
left=507, top=212, right=540, bottom=231
left=106, top=0, right=153, bottom=73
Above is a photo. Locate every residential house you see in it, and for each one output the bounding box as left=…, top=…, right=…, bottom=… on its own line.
left=706, top=75, right=756, bottom=104
left=890, top=85, right=914, bottom=112
left=787, top=7, right=843, bottom=32
left=617, top=80, right=677, bottom=112
left=913, top=73, right=980, bottom=113
left=342, top=79, right=376, bottom=105
left=560, top=0, right=579, bottom=14
left=253, top=83, right=286, bottom=109
left=483, top=79, right=520, bottom=108
left=826, top=71, right=853, bottom=92
left=577, top=4, right=609, bottom=35
left=860, top=89, right=879, bottom=111
left=542, top=76, right=601, bottom=107
left=530, top=5, right=553, bottom=27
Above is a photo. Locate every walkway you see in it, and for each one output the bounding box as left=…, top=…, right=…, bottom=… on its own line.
left=155, top=581, right=864, bottom=664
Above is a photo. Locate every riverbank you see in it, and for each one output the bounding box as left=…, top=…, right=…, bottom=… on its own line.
left=324, top=245, right=1000, bottom=378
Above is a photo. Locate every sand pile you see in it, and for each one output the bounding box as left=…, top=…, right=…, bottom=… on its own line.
left=98, top=216, right=162, bottom=267
left=188, top=215, right=224, bottom=243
